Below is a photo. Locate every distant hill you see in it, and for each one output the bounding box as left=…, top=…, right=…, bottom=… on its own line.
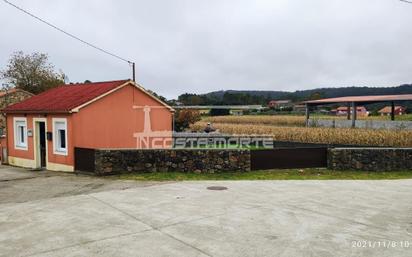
left=177, top=84, right=412, bottom=106
left=205, top=84, right=412, bottom=101
left=205, top=90, right=290, bottom=100
left=293, top=84, right=412, bottom=99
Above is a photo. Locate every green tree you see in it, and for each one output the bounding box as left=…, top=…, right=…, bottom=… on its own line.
left=308, top=92, right=324, bottom=100
left=147, top=90, right=168, bottom=104
left=178, top=93, right=208, bottom=105
left=0, top=51, right=66, bottom=94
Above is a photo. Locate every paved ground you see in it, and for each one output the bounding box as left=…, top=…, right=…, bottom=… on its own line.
left=0, top=165, right=411, bottom=257
left=0, top=165, right=166, bottom=204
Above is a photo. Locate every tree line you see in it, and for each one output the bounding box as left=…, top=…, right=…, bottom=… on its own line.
left=178, top=86, right=412, bottom=106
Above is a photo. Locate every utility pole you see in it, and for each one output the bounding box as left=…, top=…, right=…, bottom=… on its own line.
left=346, top=103, right=351, bottom=120
left=129, top=62, right=136, bottom=82
left=132, top=62, right=136, bottom=82
left=351, top=102, right=357, bottom=128
left=305, top=104, right=310, bottom=127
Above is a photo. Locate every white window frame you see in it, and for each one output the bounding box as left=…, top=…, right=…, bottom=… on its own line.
left=52, top=118, right=68, bottom=156
left=13, top=117, right=28, bottom=150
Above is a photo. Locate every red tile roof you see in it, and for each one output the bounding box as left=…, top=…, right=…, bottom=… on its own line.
left=378, top=106, right=405, bottom=113
left=3, top=79, right=130, bottom=113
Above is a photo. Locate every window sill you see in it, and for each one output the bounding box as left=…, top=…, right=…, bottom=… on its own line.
left=53, top=149, right=68, bottom=156
left=15, top=145, right=28, bottom=151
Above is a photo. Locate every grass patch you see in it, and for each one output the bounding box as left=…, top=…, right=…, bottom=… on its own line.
left=117, top=169, right=412, bottom=181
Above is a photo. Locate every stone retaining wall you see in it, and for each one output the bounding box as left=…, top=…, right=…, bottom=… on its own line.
left=94, top=149, right=251, bottom=175
left=328, top=148, right=412, bottom=171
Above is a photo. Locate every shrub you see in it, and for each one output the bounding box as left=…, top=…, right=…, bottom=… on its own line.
left=210, top=108, right=230, bottom=116
left=174, top=110, right=201, bottom=132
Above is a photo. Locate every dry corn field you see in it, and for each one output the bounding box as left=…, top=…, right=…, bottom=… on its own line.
left=203, top=115, right=306, bottom=127
left=192, top=119, right=412, bottom=147
left=202, top=114, right=412, bottom=127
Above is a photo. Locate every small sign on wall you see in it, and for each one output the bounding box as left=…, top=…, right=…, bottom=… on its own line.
left=46, top=132, right=53, bottom=141
left=27, top=129, right=33, bottom=137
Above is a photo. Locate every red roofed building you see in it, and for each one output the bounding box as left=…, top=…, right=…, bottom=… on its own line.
left=3, top=80, right=174, bottom=172
left=378, top=106, right=406, bottom=116
left=331, top=106, right=369, bottom=117
left=268, top=100, right=292, bottom=109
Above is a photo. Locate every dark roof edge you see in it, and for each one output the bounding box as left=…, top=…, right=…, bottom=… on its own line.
left=2, top=110, right=71, bottom=114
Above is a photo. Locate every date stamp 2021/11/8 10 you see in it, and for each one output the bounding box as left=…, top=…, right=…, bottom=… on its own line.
left=352, top=241, right=411, bottom=249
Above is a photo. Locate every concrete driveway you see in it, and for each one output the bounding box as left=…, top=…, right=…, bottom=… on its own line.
left=0, top=165, right=411, bottom=257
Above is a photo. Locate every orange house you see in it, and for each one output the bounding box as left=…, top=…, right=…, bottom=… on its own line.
left=3, top=80, right=174, bottom=172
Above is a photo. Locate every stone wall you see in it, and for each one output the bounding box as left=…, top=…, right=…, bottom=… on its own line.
left=328, top=148, right=412, bottom=171
left=93, top=149, right=251, bottom=175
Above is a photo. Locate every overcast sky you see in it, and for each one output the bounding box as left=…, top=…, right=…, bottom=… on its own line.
left=1, top=0, right=412, bottom=99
